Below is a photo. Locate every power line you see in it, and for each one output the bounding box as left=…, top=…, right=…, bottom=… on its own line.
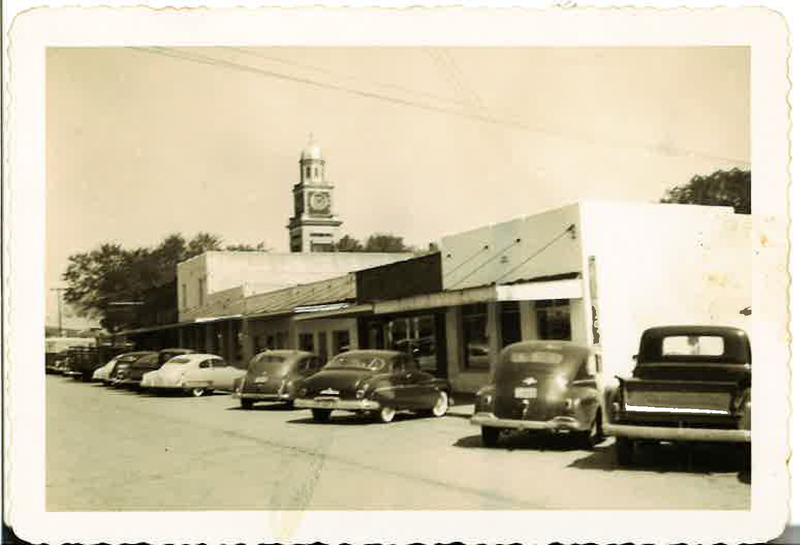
left=443, top=244, right=490, bottom=278
left=228, top=46, right=476, bottom=110
left=450, top=237, right=522, bottom=289
left=128, top=46, right=750, bottom=167
left=495, top=225, right=575, bottom=284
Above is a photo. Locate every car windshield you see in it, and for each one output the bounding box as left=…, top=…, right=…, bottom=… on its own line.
left=324, top=353, right=390, bottom=371
left=117, top=355, right=140, bottom=365
left=133, top=356, right=159, bottom=368
left=249, top=354, right=291, bottom=374
left=498, top=349, right=584, bottom=380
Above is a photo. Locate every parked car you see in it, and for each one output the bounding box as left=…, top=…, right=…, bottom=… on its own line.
left=233, top=349, right=321, bottom=409
left=92, top=354, right=123, bottom=382
left=62, top=346, right=91, bottom=378
left=606, top=325, right=751, bottom=466
left=45, top=337, right=94, bottom=373
left=46, top=349, right=72, bottom=375
left=106, top=351, right=157, bottom=385
left=294, top=349, right=452, bottom=423
left=114, top=353, right=162, bottom=389
left=471, top=341, right=605, bottom=448
left=141, top=353, right=245, bottom=397
left=69, top=343, right=135, bottom=381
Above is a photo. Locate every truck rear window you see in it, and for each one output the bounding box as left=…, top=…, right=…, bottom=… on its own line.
left=662, top=335, right=725, bottom=357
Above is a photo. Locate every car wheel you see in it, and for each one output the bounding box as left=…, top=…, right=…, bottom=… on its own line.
left=616, top=437, right=635, bottom=466
left=579, top=410, right=604, bottom=449
left=428, top=391, right=449, bottom=418
left=312, top=408, right=332, bottom=422
left=481, top=426, right=500, bottom=447
left=376, top=405, right=396, bottom=423
left=190, top=387, right=206, bottom=397
left=240, top=398, right=254, bottom=410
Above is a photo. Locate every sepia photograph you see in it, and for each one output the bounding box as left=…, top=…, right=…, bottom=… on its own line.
left=4, top=5, right=791, bottom=544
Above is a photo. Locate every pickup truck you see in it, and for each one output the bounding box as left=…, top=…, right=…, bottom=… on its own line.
left=606, top=325, right=751, bottom=466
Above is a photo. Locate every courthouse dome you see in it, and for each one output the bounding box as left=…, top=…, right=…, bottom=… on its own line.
left=300, top=137, right=323, bottom=161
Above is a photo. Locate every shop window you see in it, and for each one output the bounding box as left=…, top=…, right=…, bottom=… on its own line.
left=318, top=331, right=329, bottom=363
left=500, top=301, right=522, bottom=347
left=266, top=334, right=275, bottom=350
left=276, top=331, right=287, bottom=349
left=306, top=166, right=311, bottom=178
left=298, top=333, right=314, bottom=352
left=462, top=303, right=489, bottom=370
left=252, top=335, right=262, bottom=355
left=535, top=299, right=572, bottom=340
left=198, top=278, right=205, bottom=307
left=181, top=284, right=187, bottom=309
left=333, top=330, right=350, bottom=355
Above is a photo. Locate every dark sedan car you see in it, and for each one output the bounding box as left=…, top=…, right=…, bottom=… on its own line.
left=108, top=351, right=158, bottom=385
left=470, top=341, right=605, bottom=448
left=294, top=349, right=451, bottom=423
left=233, top=349, right=321, bottom=409
left=115, top=352, right=162, bottom=389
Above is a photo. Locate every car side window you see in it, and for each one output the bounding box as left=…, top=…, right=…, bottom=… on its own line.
left=308, top=356, right=321, bottom=370
left=199, top=359, right=213, bottom=369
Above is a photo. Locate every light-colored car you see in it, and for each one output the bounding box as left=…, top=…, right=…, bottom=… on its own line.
left=92, top=355, right=122, bottom=382
left=141, top=353, right=246, bottom=397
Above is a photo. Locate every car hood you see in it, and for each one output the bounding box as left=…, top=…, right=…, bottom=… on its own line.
left=301, top=369, right=375, bottom=396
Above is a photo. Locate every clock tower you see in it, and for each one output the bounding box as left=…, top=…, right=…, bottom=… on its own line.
left=287, top=136, right=343, bottom=252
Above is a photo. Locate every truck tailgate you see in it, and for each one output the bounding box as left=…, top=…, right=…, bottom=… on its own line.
left=621, top=379, right=739, bottom=414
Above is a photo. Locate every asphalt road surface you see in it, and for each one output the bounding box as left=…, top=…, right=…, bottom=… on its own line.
left=47, top=375, right=750, bottom=511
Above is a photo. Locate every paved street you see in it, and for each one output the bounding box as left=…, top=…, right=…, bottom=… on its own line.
left=47, top=375, right=750, bottom=511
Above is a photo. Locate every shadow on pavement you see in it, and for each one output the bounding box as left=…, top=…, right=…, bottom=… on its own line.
left=453, top=430, right=600, bottom=452
left=286, top=411, right=426, bottom=426
left=568, top=441, right=751, bottom=479
left=226, top=402, right=298, bottom=411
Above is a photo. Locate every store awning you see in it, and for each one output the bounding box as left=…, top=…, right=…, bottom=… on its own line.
left=373, top=275, right=583, bottom=315
left=293, top=303, right=375, bottom=321
left=495, top=277, right=583, bottom=301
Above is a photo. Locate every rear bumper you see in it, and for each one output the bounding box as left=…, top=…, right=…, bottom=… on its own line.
left=235, top=391, right=292, bottom=401
left=470, top=412, right=588, bottom=432
left=606, top=423, right=750, bottom=443
left=295, top=398, right=380, bottom=411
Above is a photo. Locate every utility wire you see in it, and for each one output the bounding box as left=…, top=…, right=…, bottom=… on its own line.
left=128, top=46, right=750, bottom=167
left=450, top=237, right=523, bottom=289
left=228, top=46, right=477, bottom=110
left=494, top=225, right=575, bottom=284
left=443, top=244, right=490, bottom=278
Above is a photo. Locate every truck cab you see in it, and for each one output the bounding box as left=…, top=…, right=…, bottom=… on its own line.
left=606, top=325, right=751, bottom=466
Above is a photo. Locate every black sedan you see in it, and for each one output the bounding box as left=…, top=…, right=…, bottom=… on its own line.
left=294, top=350, right=451, bottom=423
left=470, top=341, right=605, bottom=448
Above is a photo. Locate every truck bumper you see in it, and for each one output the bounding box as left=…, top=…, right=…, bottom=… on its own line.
left=606, top=423, right=750, bottom=443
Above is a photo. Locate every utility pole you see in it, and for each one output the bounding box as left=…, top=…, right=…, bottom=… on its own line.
left=50, top=288, right=65, bottom=336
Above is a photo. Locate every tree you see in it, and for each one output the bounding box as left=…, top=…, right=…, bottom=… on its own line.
left=334, top=234, right=363, bottom=252
left=225, top=242, right=269, bottom=252
left=336, top=232, right=415, bottom=253
left=62, top=232, right=268, bottom=331
left=660, top=168, right=751, bottom=214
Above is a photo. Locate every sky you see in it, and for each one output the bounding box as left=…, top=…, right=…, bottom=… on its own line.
left=46, top=46, right=750, bottom=325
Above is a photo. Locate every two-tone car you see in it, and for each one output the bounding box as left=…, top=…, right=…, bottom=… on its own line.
left=233, top=349, right=321, bottom=409
left=471, top=341, right=605, bottom=448
left=141, top=353, right=245, bottom=397
left=294, top=349, right=452, bottom=423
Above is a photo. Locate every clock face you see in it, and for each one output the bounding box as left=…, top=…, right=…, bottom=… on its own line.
left=309, top=191, right=331, bottom=214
